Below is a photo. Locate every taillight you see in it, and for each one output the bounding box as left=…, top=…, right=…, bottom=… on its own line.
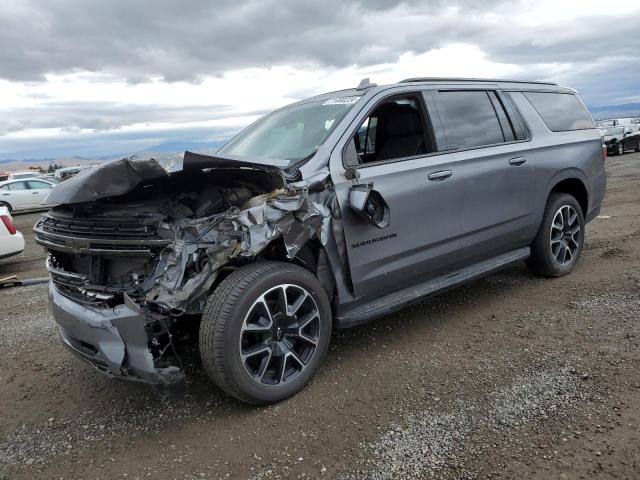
left=601, top=143, right=606, bottom=162
left=1, top=214, right=17, bottom=235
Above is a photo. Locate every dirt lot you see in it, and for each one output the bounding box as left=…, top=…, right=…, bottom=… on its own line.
left=1, top=154, right=638, bottom=480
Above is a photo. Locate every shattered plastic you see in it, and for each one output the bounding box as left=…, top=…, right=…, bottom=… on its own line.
left=37, top=151, right=347, bottom=385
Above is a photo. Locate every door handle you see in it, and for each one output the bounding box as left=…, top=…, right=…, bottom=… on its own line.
left=428, top=170, right=453, bottom=181
left=509, top=156, right=527, bottom=166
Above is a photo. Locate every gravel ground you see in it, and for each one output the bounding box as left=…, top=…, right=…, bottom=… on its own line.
left=0, top=154, right=639, bottom=479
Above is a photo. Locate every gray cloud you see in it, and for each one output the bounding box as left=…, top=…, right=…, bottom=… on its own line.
left=2, top=0, right=623, bottom=83
left=1, top=0, right=639, bottom=160
left=0, top=102, right=268, bottom=134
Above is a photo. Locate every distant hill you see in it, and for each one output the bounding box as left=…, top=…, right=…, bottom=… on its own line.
left=588, top=103, right=640, bottom=120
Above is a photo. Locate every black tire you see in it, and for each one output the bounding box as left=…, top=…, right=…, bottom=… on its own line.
left=527, top=193, right=585, bottom=277
left=617, top=142, right=624, bottom=156
left=0, top=201, right=12, bottom=213
left=199, top=261, right=332, bottom=405
left=635, top=141, right=640, bottom=153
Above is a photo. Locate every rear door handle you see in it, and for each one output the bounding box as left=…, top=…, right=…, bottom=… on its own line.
left=32, top=191, right=40, bottom=194
left=428, top=170, right=453, bottom=181
left=509, top=156, right=527, bottom=166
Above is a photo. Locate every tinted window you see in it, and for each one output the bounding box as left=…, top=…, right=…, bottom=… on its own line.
left=27, top=180, right=52, bottom=189
left=352, top=96, right=433, bottom=164
left=435, top=91, right=505, bottom=149
left=524, top=92, right=594, bottom=131
left=6, top=181, right=28, bottom=191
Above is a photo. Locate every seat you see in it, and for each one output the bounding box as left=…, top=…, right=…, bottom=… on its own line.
left=376, top=105, right=425, bottom=161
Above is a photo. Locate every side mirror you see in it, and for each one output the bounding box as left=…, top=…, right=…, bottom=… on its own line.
left=349, top=184, right=390, bottom=229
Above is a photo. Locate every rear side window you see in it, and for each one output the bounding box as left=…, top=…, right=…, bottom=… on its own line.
left=524, top=92, right=594, bottom=131
left=434, top=91, right=505, bottom=150
left=5, top=181, right=28, bottom=191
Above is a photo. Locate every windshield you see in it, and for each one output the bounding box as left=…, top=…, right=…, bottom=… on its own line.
left=219, top=96, right=361, bottom=161
left=603, top=127, right=624, bottom=135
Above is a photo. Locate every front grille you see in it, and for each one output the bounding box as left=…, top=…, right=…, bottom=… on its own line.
left=40, top=214, right=158, bottom=239
left=34, top=211, right=171, bottom=254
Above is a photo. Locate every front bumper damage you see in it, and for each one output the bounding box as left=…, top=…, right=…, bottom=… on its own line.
left=37, top=151, right=347, bottom=386
left=50, top=283, right=183, bottom=384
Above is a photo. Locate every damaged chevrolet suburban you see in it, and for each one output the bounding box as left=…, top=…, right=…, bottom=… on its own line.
left=36, top=78, right=606, bottom=404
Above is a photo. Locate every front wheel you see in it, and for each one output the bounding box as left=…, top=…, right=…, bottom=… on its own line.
left=199, top=261, right=332, bottom=405
left=617, top=142, right=624, bottom=156
left=527, top=193, right=585, bottom=277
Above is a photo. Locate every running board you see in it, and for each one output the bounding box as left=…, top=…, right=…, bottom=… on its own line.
left=336, top=247, right=530, bottom=328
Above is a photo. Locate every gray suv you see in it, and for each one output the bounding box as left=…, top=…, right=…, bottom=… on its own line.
left=35, top=77, right=606, bottom=404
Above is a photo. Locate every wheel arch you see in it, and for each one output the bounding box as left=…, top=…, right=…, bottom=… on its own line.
left=545, top=170, right=589, bottom=217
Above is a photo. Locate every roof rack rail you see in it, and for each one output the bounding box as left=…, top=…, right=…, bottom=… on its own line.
left=399, top=77, right=557, bottom=86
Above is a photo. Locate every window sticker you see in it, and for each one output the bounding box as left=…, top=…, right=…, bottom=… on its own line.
left=322, top=96, right=361, bottom=106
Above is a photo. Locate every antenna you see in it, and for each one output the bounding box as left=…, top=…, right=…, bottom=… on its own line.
left=356, top=78, right=377, bottom=90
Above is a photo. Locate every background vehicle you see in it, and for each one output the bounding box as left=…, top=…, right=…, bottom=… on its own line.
left=0, top=206, right=24, bottom=260
left=601, top=125, right=640, bottom=155
left=37, top=78, right=606, bottom=405
left=7, top=171, right=39, bottom=180
left=53, top=165, right=96, bottom=181
left=0, top=178, right=55, bottom=213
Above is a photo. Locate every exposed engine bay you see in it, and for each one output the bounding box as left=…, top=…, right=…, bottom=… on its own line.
left=35, top=152, right=345, bottom=385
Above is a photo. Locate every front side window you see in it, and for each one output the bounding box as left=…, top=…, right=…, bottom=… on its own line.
left=352, top=96, right=433, bottom=164
left=524, top=92, right=594, bottom=131
left=219, top=96, right=360, bottom=162
left=434, top=91, right=506, bottom=150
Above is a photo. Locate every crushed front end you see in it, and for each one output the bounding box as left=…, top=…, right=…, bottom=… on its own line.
left=35, top=152, right=339, bottom=386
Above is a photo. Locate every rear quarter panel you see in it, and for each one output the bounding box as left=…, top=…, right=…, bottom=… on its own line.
left=509, top=92, right=605, bottom=230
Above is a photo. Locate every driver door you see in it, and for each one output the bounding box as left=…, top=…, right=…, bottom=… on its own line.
left=332, top=92, right=463, bottom=300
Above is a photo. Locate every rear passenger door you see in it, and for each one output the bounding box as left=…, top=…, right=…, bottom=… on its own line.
left=431, top=89, right=537, bottom=266
left=26, top=180, right=53, bottom=206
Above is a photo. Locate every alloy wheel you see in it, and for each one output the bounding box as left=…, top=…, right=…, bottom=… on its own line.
left=550, top=205, right=581, bottom=265
left=239, top=284, right=321, bottom=386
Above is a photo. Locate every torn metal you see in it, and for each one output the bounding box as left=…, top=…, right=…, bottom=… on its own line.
left=36, top=151, right=347, bottom=385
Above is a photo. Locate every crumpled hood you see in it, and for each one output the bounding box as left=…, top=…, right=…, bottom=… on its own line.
left=47, top=151, right=291, bottom=205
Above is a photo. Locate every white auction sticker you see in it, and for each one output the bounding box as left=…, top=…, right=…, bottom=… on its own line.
left=322, top=96, right=361, bottom=105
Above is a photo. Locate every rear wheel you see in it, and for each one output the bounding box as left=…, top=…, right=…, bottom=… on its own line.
left=199, top=261, right=332, bottom=405
left=0, top=201, right=12, bottom=213
left=527, top=193, right=584, bottom=277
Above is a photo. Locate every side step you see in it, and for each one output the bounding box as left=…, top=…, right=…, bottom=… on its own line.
left=336, top=247, right=530, bottom=328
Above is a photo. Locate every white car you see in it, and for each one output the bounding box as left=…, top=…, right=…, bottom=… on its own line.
left=0, top=178, right=55, bottom=213
left=0, top=206, right=24, bottom=260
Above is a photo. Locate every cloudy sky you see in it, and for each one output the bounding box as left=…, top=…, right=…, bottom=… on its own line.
left=1, top=0, right=639, bottom=160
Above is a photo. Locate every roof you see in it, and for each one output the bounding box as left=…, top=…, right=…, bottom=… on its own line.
left=399, top=77, right=557, bottom=86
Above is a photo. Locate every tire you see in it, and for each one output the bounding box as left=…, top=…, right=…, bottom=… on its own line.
left=617, top=142, right=624, bottom=156
left=0, top=201, right=12, bottom=213
left=527, top=193, right=585, bottom=277
left=635, top=141, right=640, bottom=153
left=199, top=261, right=332, bottom=405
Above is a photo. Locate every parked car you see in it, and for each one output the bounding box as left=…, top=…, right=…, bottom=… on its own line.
left=601, top=125, right=640, bottom=156
left=54, top=165, right=96, bottom=181
left=7, top=171, right=40, bottom=180
left=36, top=77, right=606, bottom=404
left=0, top=178, right=56, bottom=213
left=0, top=206, right=24, bottom=260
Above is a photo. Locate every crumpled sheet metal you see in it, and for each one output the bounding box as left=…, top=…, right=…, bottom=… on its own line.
left=148, top=167, right=349, bottom=313
left=46, top=150, right=287, bottom=206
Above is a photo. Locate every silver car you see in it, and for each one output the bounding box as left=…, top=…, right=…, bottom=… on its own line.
left=0, top=178, right=55, bottom=213
left=35, top=77, right=606, bottom=404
